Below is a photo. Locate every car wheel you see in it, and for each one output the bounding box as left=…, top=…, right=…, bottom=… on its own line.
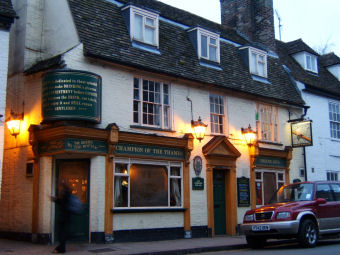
left=246, top=236, right=266, bottom=249
left=298, top=219, right=318, bottom=248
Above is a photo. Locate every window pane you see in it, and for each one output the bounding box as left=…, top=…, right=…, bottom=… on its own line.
left=170, top=166, right=180, bottom=176
left=251, top=52, right=257, bottom=73
left=170, top=178, right=182, bottom=206
left=201, top=35, right=208, bottom=58
left=256, top=182, right=263, bottom=205
left=145, top=17, right=154, bottom=26
left=115, top=163, right=128, bottom=174
left=210, top=37, right=216, bottom=45
left=134, top=14, right=143, bottom=41
left=114, top=176, right=128, bottom=207
left=209, top=45, right=217, bottom=61
left=130, top=164, right=168, bottom=207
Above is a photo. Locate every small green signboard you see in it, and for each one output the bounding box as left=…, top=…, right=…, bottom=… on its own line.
left=192, top=177, right=204, bottom=190
left=42, top=69, right=102, bottom=123
left=39, top=138, right=108, bottom=154
left=115, top=143, right=185, bottom=160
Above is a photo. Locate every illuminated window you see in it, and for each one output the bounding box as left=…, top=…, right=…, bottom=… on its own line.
left=114, top=159, right=182, bottom=208
left=256, top=103, right=279, bottom=142
left=256, top=170, right=285, bottom=205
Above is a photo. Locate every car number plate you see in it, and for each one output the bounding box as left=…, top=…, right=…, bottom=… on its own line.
left=251, top=225, right=270, bottom=231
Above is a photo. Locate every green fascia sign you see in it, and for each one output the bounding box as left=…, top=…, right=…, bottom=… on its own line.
left=115, top=143, right=185, bottom=160
left=39, top=138, right=108, bottom=154
left=254, top=156, right=286, bottom=168
left=42, top=69, right=102, bottom=123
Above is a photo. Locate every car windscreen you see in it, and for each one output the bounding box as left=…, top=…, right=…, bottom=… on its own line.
left=269, top=183, right=314, bottom=204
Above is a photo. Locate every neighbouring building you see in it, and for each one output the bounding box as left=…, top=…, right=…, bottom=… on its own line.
left=1, top=0, right=307, bottom=243
left=0, top=0, right=16, bottom=195
left=277, top=39, right=340, bottom=182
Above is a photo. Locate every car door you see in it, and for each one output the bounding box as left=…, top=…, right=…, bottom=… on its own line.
left=315, top=183, right=337, bottom=232
left=330, top=183, right=340, bottom=229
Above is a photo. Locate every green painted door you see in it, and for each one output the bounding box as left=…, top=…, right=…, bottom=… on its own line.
left=55, top=159, right=89, bottom=242
left=213, top=169, right=226, bottom=235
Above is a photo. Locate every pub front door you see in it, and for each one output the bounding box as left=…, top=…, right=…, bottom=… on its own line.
left=55, top=159, right=89, bottom=242
left=213, top=169, right=226, bottom=235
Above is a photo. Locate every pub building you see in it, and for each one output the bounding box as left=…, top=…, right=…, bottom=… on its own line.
left=0, top=0, right=306, bottom=243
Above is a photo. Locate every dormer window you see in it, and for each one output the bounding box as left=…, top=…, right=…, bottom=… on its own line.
left=239, top=47, right=268, bottom=78
left=122, top=5, right=159, bottom=47
left=292, top=51, right=318, bottom=73
left=250, top=48, right=267, bottom=77
left=305, top=53, right=317, bottom=73
left=188, top=27, right=220, bottom=63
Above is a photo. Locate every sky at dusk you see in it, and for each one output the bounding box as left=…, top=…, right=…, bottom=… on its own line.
left=158, top=0, right=340, bottom=57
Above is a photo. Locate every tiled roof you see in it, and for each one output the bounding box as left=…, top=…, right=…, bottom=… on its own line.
left=0, top=0, right=16, bottom=27
left=320, top=52, right=340, bottom=67
left=285, top=39, right=319, bottom=56
left=276, top=40, right=340, bottom=98
left=67, top=0, right=305, bottom=106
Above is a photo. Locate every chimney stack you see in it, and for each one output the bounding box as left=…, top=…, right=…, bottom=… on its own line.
left=220, top=0, right=276, bottom=51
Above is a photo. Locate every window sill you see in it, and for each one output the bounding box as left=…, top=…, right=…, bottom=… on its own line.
left=258, top=140, right=283, bottom=146
left=112, top=208, right=187, bottom=213
left=130, top=125, right=176, bottom=133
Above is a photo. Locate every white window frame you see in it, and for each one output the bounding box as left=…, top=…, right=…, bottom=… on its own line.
left=133, top=77, right=171, bottom=129
left=304, top=52, right=318, bottom=73
left=126, top=5, right=159, bottom=47
left=255, top=169, right=285, bottom=206
left=193, top=27, right=220, bottom=63
left=256, top=103, right=279, bottom=142
left=113, top=158, right=183, bottom=208
left=329, top=101, right=340, bottom=139
left=249, top=47, right=268, bottom=78
left=209, top=94, right=225, bottom=134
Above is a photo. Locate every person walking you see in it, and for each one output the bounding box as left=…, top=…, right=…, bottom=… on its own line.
left=52, top=182, right=72, bottom=253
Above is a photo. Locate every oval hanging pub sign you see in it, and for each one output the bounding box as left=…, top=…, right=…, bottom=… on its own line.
left=42, top=69, right=102, bottom=123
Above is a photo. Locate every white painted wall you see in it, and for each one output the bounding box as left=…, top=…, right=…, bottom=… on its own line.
left=296, top=81, right=340, bottom=181
left=0, top=28, right=10, bottom=196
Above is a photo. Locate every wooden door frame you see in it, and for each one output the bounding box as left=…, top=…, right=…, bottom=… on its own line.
left=203, top=136, right=240, bottom=236
left=54, top=158, right=90, bottom=241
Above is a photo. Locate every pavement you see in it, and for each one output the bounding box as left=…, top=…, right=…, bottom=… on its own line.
left=0, top=235, right=247, bottom=255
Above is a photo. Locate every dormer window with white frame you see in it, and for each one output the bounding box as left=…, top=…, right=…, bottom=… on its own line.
left=189, top=27, right=220, bottom=63
left=292, top=51, right=318, bottom=74
left=123, top=5, right=159, bottom=47
left=249, top=48, right=268, bottom=78
left=305, top=53, right=318, bottom=73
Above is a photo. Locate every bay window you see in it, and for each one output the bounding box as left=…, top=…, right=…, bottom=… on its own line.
left=114, top=159, right=182, bottom=208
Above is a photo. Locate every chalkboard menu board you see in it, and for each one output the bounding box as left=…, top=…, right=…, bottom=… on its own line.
left=237, top=177, right=250, bottom=207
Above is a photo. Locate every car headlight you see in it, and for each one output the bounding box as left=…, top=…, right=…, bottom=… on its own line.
left=276, top=211, right=291, bottom=219
left=244, top=214, right=254, bottom=221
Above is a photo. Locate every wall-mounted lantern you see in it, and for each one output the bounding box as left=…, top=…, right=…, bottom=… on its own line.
left=6, top=111, right=24, bottom=138
left=187, top=97, right=207, bottom=142
left=191, top=117, right=207, bottom=142
left=241, top=124, right=257, bottom=146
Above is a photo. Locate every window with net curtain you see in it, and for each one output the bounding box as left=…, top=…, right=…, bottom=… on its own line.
left=114, top=161, right=182, bottom=208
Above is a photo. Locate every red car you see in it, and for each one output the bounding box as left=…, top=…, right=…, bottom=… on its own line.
left=241, top=181, right=340, bottom=248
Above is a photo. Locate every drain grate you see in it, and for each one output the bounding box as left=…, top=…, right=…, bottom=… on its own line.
left=88, top=248, right=115, bottom=253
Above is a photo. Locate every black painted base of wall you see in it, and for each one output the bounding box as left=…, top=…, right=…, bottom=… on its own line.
left=0, top=226, right=209, bottom=244
left=113, top=226, right=209, bottom=242
left=0, top=231, right=51, bottom=244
